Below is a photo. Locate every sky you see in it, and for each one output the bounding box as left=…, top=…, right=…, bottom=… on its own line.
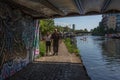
left=54, top=15, right=102, bottom=31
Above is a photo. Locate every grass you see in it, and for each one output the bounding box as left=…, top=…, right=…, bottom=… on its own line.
left=37, top=41, right=46, bottom=58
left=64, top=38, right=79, bottom=56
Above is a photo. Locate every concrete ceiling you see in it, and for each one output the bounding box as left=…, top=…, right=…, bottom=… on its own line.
left=2, top=0, right=120, bottom=19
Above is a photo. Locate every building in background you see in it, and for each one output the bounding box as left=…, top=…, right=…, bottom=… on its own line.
left=116, top=14, right=120, bottom=32
left=102, top=14, right=116, bottom=30
left=72, top=24, right=75, bottom=32
left=102, top=13, right=120, bottom=32
left=107, top=16, right=116, bottom=30
left=102, top=14, right=108, bottom=28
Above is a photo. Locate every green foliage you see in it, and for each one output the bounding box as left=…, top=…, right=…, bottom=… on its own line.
left=91, top=22, right=116, bottom=36
left=91, top=25, right=105, bottom=36
left=40, top=19, right=55, bottom=35
left=107, top=28, right=116, bottom=33
left=84, top=28, right=88, bottom=32
left=39, top=41, right=46, bottom=57
left=91, top=24, right=116, bottom=36
left=64, top=38, right=79, bottom=56
left=56, top=26, right=64, bottom=32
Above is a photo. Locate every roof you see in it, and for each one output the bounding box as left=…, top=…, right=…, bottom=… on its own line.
left=3, top=0, right=120, bottom=19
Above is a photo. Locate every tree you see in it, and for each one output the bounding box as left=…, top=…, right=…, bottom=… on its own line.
left=84, top=28, right=88, bottom=32
left=108, top=28, right=115, bottom=33
left=90, top=29, right=93, bottom=32
left=40, top=19, right=55, bottom=36
left=91, top=25, right=105, bottom=36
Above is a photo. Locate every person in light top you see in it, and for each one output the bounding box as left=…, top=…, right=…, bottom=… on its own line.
left=45, top=32, right=52, bottom=56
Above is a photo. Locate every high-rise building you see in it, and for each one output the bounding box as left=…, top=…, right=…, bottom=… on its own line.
left=102, top=14, right=108, bottom=28
left=102, top=13, right=120, bottom=32
left=72, top=24, right=75, bottom=32
left=116, top=14, right=120, bottom=32
left=102, top=14, right=116, bottom=30
left=107, top=16, right=116, bottom=30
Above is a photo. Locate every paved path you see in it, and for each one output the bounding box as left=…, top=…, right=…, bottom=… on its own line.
left=8, top=41, right=90, bottom=80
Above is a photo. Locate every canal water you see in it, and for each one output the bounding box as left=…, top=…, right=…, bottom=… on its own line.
left=76, top=36, right=120, bottom=80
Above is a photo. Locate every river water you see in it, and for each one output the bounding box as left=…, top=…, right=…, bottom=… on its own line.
left=76, top=36, right=120, bottom=80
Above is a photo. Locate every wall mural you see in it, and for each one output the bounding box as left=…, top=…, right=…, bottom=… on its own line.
left=0, top=2, right=39, bottom=80
left=34, top=20, right=40, bottom=56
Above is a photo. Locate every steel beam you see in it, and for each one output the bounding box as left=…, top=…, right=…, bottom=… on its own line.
left=73, top=0, right=84, bottom=14
left=101, top=0, right=112, bottom=12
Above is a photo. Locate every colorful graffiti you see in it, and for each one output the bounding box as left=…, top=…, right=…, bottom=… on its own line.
left=0, top=2, right=39, bottom=80
left=34, top=20, right=40, bottom=55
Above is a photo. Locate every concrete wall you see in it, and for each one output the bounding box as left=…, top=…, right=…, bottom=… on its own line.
left=0, top=2, right=39, bottom=80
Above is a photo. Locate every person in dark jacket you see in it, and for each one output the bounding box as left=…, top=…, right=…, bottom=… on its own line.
left=51, top=29, right=60, bottom=55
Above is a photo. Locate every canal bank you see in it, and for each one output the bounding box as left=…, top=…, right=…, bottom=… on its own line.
left=8, top=41, right=90, bottom=80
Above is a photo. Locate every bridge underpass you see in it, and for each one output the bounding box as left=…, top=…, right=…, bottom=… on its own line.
left=0, top=0, right=120, bottom=80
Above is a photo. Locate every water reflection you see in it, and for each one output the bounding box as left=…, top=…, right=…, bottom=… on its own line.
left=76, top=36, right=120, bottom=80
left=102, top=39, right=120, bottom=59
left=102, top=39, right=120, bottom=69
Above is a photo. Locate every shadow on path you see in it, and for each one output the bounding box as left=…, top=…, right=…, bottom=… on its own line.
left=8, top=61, right=90, bottom=80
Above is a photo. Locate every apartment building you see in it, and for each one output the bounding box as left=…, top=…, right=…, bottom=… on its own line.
left=102, top=13, right=120, bottom=31
left=102, top=14, right=116, bottom=30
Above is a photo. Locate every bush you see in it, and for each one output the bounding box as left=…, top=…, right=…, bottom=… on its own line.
left=64, top=38, right=79, bottom=56
left=39, top=41, right=46, bottom=57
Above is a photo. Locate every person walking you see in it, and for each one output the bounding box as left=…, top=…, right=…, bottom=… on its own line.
left=45, top=32, right=51, bottom=56
left=51, top=29, right=60, bottom=55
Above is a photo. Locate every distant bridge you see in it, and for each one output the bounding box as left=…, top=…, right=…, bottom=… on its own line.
left=75, top=32, right=92, bottom=36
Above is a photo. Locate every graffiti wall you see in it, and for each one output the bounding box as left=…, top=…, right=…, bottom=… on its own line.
left=0, top=2, right=39, bottom=80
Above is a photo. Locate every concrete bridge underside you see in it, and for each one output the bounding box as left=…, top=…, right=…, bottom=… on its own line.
left=1, top=0, right=120, bottom=80
left=1, top=0, right=120, bottom=19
